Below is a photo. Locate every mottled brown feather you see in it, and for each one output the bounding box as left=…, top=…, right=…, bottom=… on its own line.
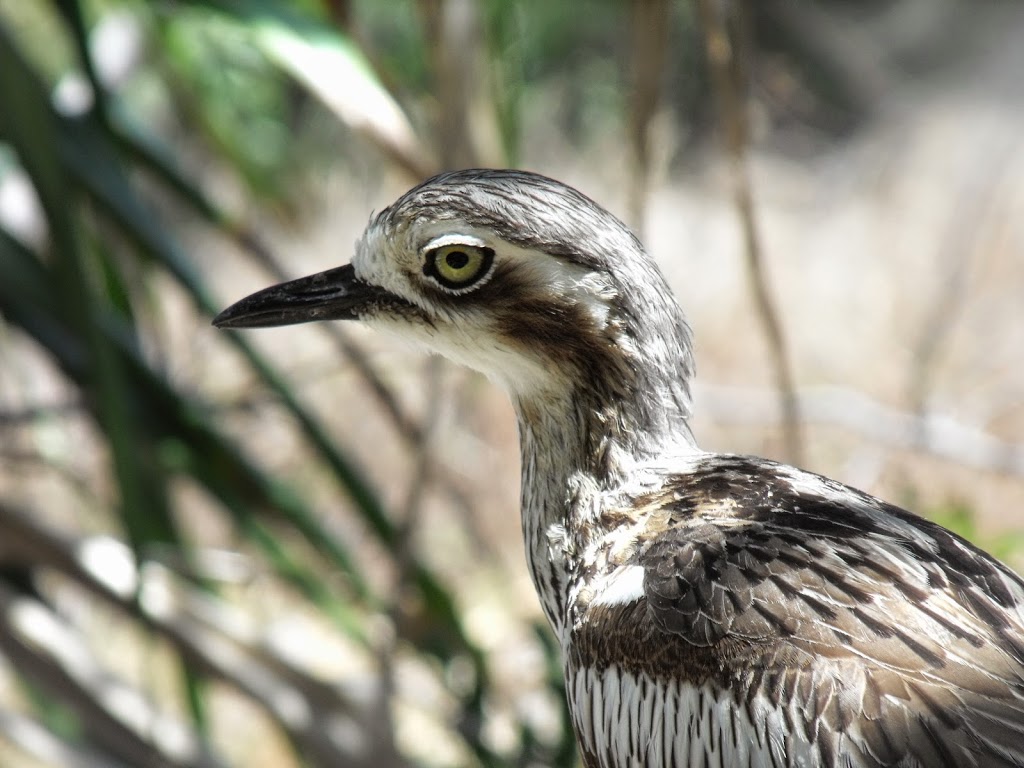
left=571, top=455, right=1024, bottom=766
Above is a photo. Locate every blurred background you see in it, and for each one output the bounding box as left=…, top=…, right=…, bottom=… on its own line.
left=1, top=0, right=1022, bottom=766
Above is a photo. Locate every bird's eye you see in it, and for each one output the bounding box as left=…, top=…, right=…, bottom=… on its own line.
left=423, top=244, right=495, bottom=292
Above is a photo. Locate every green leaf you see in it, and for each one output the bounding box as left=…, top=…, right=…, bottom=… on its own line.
left=0, top=21, right=178, bottom=551
left=190, top=0, right=434, bottom=178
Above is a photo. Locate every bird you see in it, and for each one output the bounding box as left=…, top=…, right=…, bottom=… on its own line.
left=214, top=169, right=1024, bottom=767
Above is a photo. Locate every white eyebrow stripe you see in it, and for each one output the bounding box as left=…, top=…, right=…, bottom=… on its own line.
left=421, top=233, right=488, bottom=252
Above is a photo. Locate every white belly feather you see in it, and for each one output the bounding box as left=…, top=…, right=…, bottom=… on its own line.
left=568, top=665, right=826, bottom=768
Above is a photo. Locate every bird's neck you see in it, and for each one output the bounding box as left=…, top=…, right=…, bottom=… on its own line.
left=513, top=373, right=697, bottom=635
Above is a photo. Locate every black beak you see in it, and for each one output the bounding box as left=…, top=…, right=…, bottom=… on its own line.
left=213, top=264, right=388, bottom=329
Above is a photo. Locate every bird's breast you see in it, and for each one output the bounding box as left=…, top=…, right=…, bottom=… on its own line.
left=567, top=664, right=822, bottom=768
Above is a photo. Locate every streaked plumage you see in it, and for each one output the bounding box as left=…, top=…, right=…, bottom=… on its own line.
left=214, top=169, right=1024, bottom=767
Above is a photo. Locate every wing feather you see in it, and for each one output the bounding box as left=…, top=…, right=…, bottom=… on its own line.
left=575, top=456, right=1024, bottom=766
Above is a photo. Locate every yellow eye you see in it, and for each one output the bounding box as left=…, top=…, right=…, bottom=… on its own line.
left=424, top=244, right=495, bottom=291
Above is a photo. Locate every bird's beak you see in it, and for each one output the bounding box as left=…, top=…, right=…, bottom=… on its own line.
left=212, top=264, right=387, bottom=329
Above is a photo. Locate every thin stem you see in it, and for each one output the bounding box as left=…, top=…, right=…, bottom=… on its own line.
left=694, top=0, right=803, bottom=465
left=627, top=0, right=672, bottom=237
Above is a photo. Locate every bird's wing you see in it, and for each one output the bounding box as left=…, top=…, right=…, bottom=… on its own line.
left=573, top=457, right=1024, bottom=766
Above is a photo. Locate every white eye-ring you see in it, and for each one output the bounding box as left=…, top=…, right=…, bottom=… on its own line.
left=421, top=235, right=496, bottom=293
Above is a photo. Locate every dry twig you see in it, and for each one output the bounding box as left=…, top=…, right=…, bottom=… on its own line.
left=627, top=0, right=672, bottom=236
left=694, top=0, right=803, bottom=465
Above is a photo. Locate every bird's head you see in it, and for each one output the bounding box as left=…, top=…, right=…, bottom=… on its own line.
left=215, top=169, right=696, bottom=455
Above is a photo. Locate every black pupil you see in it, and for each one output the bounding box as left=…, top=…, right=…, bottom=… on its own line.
left=445, top=250, right=470, bottom=270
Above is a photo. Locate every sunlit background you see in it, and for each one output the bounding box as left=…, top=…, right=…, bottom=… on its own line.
left=1, top=1, right=1022, bottom=766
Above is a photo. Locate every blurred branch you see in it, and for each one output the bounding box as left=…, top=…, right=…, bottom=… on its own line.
left=0, top=444, right=101, bottom=512
left=627, top=0, right=671, bottom=236
left=0, top=578, right=227, bottom=768
left=397, top=360, right=445, bottom=556
left=376, top=358, right=445, bottom=768
left=694, top=0, right=803, bottom=465
left=110, top=116, right=279, bottom=267
left=698, top=384, right=1024, bottom=479
left=420, top=0, right=503, bottom=169
left=0, top=709, right=131, bottom=768
left=0, top=502, right=410, bottom=768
